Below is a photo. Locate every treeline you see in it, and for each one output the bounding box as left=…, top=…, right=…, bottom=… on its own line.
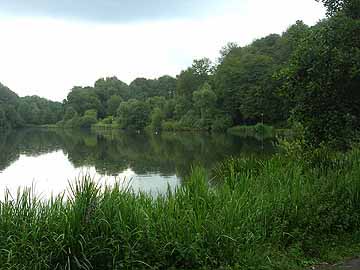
left=0, top=83, right=63, bottom=129
left=1, top=0, right=359, bottom=148
left=59, top=20, right=310, bottom=132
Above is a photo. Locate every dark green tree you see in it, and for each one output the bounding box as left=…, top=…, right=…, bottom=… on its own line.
left=150, top=107, right=165, bottom=132
left=281, top=0, right=360, bottom=147
left=106, top=95, right=123, bottom=116
left=117, top=99, right=151, bottom=130
left=193, top=82, right=217, bottom=128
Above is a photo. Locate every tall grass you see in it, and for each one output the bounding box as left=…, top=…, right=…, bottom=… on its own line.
left=0, top=148, right=360, bottom=269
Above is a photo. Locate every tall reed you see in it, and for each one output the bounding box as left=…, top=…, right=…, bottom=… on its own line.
left=0, top=148, right=359, bottom=269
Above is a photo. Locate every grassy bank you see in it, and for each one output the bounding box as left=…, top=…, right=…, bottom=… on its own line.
left=0, top=148, right=359, bottom=269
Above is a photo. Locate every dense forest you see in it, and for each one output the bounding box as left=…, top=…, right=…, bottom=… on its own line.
left=0, top=83, right=63, bottom=129
left=0, top=0, right=359, bottom=149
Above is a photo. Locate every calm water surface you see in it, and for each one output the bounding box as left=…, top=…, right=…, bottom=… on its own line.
left=0, top=128, right=274, bottom=198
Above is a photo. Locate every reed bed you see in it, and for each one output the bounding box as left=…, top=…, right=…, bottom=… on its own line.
left=0, top=148, right=360, bottom=269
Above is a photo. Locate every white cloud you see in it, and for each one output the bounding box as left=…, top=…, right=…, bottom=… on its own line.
left=0, top=0, right=325, bottom=101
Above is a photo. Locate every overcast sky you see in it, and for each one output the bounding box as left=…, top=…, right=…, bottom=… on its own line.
left=0, top=0, right=325, bottom=101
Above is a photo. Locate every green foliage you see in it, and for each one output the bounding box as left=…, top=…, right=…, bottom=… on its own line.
left=192, top=82, right=217, bottom=125
left=64, top=107, right=77, bottom=121
left=64, top=112, right=81, bottom=128
left=214, top=34, right=293, bottom=124
left=106, top=95, right=123, bottom=116
left=94, top=76, right=129, bottom=102
left=0, top=19, right=318, bottom=136
left=78, top=110, right=98, bottom=128
left=176, top=58, right=213, bottom=99
left=0, top=83, right=22, bottom=129
left=129, top=78, right=157, bottom=100
left=211, top=114, right=233, bottom=132
left=146, top=96, right=166, bottom=111
left=149, top=107, right=165, bottom=132
left=280, top=8, right=360, bottom=148
left=161, top=120, right=178, bottom=131
left=117, top=99, right=150, bottom=130
left=65, top=86, right=102, bottom=117
left=217, top=42, right=239, bottom=64
left=0, top=107, right=7, bottom=129
left=2, top=9, right=357, bottom=151
left=17, top=96, right=63, bottom=125
left=0, top=147, right=360, bottom=269
left=179, top=110, right=199, bottom=130
left=317, top=0, right=360, bottom=18
left=174, top=96, right=192, bottom=120
left=60, top=75, right=177, bottom=130
left=157, top=75, right=177, bottom=98
left=99, top=116, right=114, bottom=125
left=0, top=82, right=19, bottom=104
left=60, top=110, right=98, bottom=129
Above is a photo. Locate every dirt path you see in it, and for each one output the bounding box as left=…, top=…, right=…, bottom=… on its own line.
left=312, top=258, right=360, bottom=269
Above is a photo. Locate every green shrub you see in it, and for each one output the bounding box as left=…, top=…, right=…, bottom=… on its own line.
left=100, top=116, right=114, bottom=125
left=162, top=120, right=176, bottom=131
left=78, top=115, right=97, bottom=128
left=150, top=107, right=165, bottom=132
left=211, top=115, right=233, bottom=132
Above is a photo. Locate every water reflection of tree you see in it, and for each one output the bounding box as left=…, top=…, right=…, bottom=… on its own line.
left=0, top=128, right=63, bottom=171
left=0, top=129, right=275, bottom=178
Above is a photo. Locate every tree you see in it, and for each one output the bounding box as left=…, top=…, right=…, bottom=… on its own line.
left=129, top=78, right=157, bottom=100
left=0, top=83, right=19, bottom=104
left=215, top=47, right=278, bottom=124
left=150, top=107, right=165, bottom=132
left=157, top=75, right=177, bottom=98
left=17, top=96, right=62, bottom=125
left=164, top=99, right=176, bottom=119
left=117, top=99, right=150, bottom=130
left=192, top=58, right=214, bottom=77
left=146, top=96, right=166, bottom=111
left=106, top=95, right=123, bottom=116
left=78, top=110, right=98, bottom=128
left=5, top=105, right=23, bottom=128
left=176, top=58, right=213, bottom=99
left=217, top=42, right=239, bottom=65
left=94, top=77, right=129, bottom=116
left=66, top=86, right=102, bottom=117
left=64, top=107, right=77, bottom=121
left=0, top=107, right=7, bottom=129
left=193, top=83, right=218, bottom=129
left=317, top=0, right=360, bottom=18
left=193, top=83, right=217, bottom=118
left=280, top=2, right=360, bottom=147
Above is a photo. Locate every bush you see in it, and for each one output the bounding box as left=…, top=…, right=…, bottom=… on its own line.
left=211, top=115, right=233, bottom=132
left=100, top=116, right=114, bottom=125
left=78, top=115, right=97, bottom=128
left=64, top=113, right=81, bottom=128
left=179, top=110, right=198, bottom=129
left=150, top=107, right=164, bottom=132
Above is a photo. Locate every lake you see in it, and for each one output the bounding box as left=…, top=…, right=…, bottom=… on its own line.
left=0, top=128, right=274, bottom=199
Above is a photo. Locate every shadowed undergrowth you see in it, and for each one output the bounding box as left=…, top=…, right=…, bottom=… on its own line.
left=0, top=148, right=360, bottom=269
